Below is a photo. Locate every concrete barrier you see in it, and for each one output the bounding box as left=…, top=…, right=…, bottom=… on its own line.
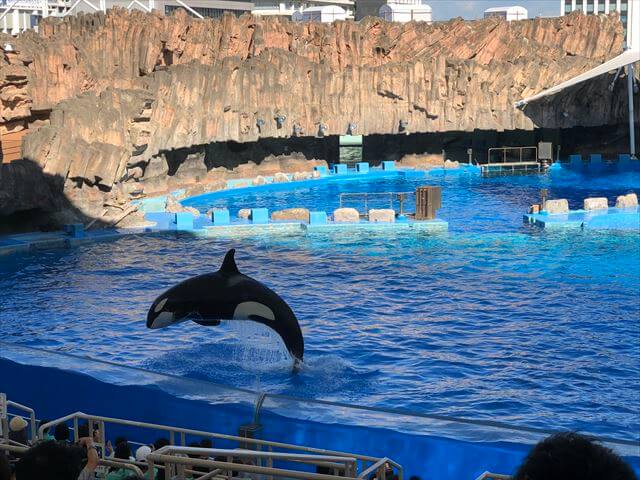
left=584, top=197, right=608, bottom=210
left=314, top=165, right=329, bottom=177
left=369, top=209, right=395, bottom=223
left=615, top=193, right=638, bottom=209
left=334, top=208, right=360, bottom=223
left=543, top=199, right=569, bottom=214
left=589, top=154, right=602, bottom=163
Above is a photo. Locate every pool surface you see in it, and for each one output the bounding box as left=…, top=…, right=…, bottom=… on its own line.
left=1, top=164, right=639, bottom=441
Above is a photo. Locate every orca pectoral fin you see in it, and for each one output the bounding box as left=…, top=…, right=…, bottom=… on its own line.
left=193, top=319, right=222, bottom=326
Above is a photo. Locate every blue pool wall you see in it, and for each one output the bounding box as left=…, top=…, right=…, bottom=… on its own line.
left=1, top=357, right=639, bottom=479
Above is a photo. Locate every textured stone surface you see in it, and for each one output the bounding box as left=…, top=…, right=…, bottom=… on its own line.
left=443, top=160, right=460, bottom=169
left=0, top=9, right=634, bottom=221
left=615, top=193, right=638, bottom=209
left=544, top=199, right=569, bottom=214
left=271, top=208, right=310, bottom=222
left=397, top=153, right=444, bottom=169
left=334, top=207, right=360, bottom=223
left=368, top=208, right=395, bottom=222
left=584, top=197, right=608, bottom=210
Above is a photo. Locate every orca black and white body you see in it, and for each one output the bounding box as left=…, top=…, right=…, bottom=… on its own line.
left=147, top=249, right=304, bottom=365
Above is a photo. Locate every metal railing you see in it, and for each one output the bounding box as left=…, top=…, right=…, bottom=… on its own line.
left=148, top=446, right=402, bottom=480
left=474, top=472, right=512, bottom=480
left=483, top=146, right=540, bottom=173
left=35, top=411, right=400, bottom=480
left=0, top=392, right=37, bottom=444
left=338, top=191, right=414, bottom=215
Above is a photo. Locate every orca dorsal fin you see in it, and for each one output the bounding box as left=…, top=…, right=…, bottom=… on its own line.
left=219, top=249, right=240, bottom=274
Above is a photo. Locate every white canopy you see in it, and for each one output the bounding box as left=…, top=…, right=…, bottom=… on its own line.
left=515, top=49, right=640, bottom=106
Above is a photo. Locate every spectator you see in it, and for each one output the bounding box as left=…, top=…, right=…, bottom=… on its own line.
left=514, top=432, right=637, bottom=480
left=154, top=438, right=169, bottom=450
left=106, top=439, right=134, bottom=480
left=55, top=423, right=71, bottom=444
left=15, top=437, right=98, bottom=480
left=135, top=445, right=151, bottom=463
left=409, top=477, right=421, bottom=480
left=9, top=416, right=29, bottom=446
left=39, top=419, right=55, bottom=442
left=77, top=424, right=90, bottom=441
left=153, top=438, right=170, bottom=480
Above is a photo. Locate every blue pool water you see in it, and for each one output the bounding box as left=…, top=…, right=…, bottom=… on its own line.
left=1, top=165, right=639, bottom=441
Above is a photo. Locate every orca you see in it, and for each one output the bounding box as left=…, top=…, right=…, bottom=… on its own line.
left=147, top=249, right=304, bottom=365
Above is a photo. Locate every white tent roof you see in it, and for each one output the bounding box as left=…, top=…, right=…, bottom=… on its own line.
left=302, top=5, right=345, bottom=13
left=380, top=2, right=431, bottom=12
left=515, top=49, right=640, bottom=106
left=484, top=5, right=527, bottom=13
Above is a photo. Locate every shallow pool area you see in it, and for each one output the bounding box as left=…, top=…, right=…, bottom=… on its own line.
left=1, top=163, right=639, bottom=448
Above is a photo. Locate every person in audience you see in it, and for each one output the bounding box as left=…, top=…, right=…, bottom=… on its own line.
left=409, top=476, right=421, bottom=480
left=39, top=419, right=54, bottom=442
left=514, top=432, right=637, bottom=480
left=15, top=435, right=98, bottom=480
left=153, top=438, right=170, bottom=480
left=55, top=423, right=71, bottom=444
left=106, top=439, right=134, bottom=480
left=9, top=417, right=29, bottom=446
left=77, top=424, right=90, bottom=441
left=154, top=438, right=170, bottom=451
left=135, top=444, right=159, bottom=479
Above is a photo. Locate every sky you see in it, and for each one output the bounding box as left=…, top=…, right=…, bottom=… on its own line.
left=429, top=0, right=559, bottom=20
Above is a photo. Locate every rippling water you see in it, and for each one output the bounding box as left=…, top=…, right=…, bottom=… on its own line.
left=1, top=166, right=639, bottom=439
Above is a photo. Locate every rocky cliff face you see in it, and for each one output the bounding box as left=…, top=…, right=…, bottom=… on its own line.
left=0, top=9, right=631, bottom=221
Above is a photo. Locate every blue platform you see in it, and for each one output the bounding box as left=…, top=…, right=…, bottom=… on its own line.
left=211, top=209, right=231, bottom=225
left=333, top=164, right=348, bottom=175
left=356, top=162, right=370, bottom=174
left=524, top=207, right=640, bottom=231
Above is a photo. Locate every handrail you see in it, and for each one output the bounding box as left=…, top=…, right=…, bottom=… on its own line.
left=474, top=472, right=512, bottom=480
left=37, top=412, right=382, bottom=463
left=339, top=191, right=415, bottom=213
left=486, top=146, right=538, bottom=166
left=0, top=393, right=37, bottom=443
left=146, top=446, right=385, bottom=480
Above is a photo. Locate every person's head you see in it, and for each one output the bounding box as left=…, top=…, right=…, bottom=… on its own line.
left=77, top=423, right=90, bottom=440
left=15, top=441, right=83, bottom=480
left=114, top=441, right=131, bottom=460
left=153, top=437, right=170, bottom=451
left=200, top=439, right=212, bottom=449
left=514, top=432, right=637, bottom=480
left=135, top=445, right=152, bottom=463
left=54, top=423, right=70, bottom=442
left=409, top=477, right=422, bottom=480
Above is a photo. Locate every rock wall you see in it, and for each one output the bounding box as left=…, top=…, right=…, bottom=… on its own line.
left=0, top=9, right=633, bottom=220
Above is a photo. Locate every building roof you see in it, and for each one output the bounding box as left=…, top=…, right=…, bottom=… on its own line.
left=380, top=2, right=432, bottom=13
left=484, top=5, right=527, bottom=13
left=515, top=49, right=640, bottom=106
left=302, top=5, right=346, bottom=13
